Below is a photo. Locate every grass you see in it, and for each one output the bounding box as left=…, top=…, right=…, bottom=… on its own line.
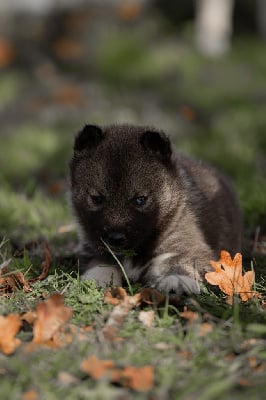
left=0, top=263, right=266, bottom=399
left=0, top=10, right=266, bottom=400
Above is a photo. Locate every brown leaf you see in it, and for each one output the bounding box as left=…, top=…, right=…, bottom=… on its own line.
left=113, top=365, right=154, bottom=392
left=80, top=355, right=115, bottom=379
left=0, top=259, right=32, bottom=294
left=0, top=267, right=16, bottom=294
left=238, top=378, right=255, bottom=387
left=21, top=311, right=37, bottom=325
left=57, top=371, right=80, bottom=386
left=46, top=180, right=65, bottom=195
left=176, top=350, right=191, bottom=360
left=0, top=38, right=16, bottom=67
left=248, top=356, right=266, bottom=373
left=198, top=322, right=213, bottom=337
left=0, top=245, right=52, bottom=296
left=80, top=355, right=154, bottom=392
left=138, top=288, right=165, bottom=306
left=52, top=330, right=73, bottom=347
left=180, top=306, right=199, bottom=323
left=138, top=310, right=155, bottom=327
left=102, top=291, right=141, bottom=341
left=13, top=271, right=32, bottom=292
left=103, top=287, right=165, bottom=340
left=29, top=244, right=52, bottom=283
left=21, top=389, right=38, bottom=400
left=116, top=2, right=143, bottom=21
left=179, top=105, right=196, bottom=121
left=67, top=323, right=94, bottom=342
left=0, top=314, right=22, bottom=355
left=52, top=38, right=83, bottom=59
left=53, top=86, right=84, bottom=107
left=205, top=250, right=259, bottom=303
left=104, top=287, right=127, bottom=305
left=32, top=293, right=72, bottom=344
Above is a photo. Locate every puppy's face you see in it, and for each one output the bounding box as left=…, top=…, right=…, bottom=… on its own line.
left=70, top=124, right=176, bottom=254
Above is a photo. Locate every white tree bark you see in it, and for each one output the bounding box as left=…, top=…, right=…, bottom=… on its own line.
left=257, top=0, right=266, bottom=38
left=195, top=0, right=234, bottom=56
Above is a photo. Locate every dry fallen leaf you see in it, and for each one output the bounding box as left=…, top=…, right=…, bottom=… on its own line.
left=103, top=287, right=166, bottom=340
left=116, top=1, right=143, bottom=20
left=205, top=250, right=258, bottom=304
left=179, top=306, right=213, bottom=337
left=104, top=287, right=127, bottom=306
left=81, top=355, right=115, bottom=379
left=21, top=389, right=38, bottom=400
left=80, top=354, right=154, bottom=392
left=138, top=310, right=155, bottom=327
left=0, top=38, right=16, bottom=67
left=0, top=314, right=22, bottom=355
left=0, top=262, right=31, bottom=295
left=52, top=85, right=84, bottom=107
left=176, top=350, right=191, bottom=361
left=114, top=365, right=154, bottom=392
left=0, top=267, right=17, bottom=295
left=57, top=371, right=80, bottom=386
left=179, top=105, right=196, bottom=121
left=46, top=180, right=65, bottom=195
left=0, top=244, right=52, bottom=296
left=102, top=291, right=141, bottom=341
left=29, top=244, right=52, bottom=283
left=180, top=306, right=199, bottom=323
left=32, top=293, right=73, bottom=344
left=138, top=287, right=165, bottom=306
left=21, top=311, right=37, bottom=325
left=198, top=322, right=213, bottom=337
left=52, top=38, right=83, bottom=59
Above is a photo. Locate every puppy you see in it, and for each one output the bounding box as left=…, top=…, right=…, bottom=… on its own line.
left=69, top=124, right=242, bottom=294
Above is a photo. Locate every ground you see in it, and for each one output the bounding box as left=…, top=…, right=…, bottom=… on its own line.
left=0, top=4, right=265, bottom=399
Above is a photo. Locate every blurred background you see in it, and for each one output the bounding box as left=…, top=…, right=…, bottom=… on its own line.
left=0, top=0, right=265, bottom=261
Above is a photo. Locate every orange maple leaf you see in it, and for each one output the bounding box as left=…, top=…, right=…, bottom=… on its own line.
left=32, top=293, right=73, bottom=344
left=205, top=250, right=257, bottom=303
left=0, top=314, right=22, bottom=355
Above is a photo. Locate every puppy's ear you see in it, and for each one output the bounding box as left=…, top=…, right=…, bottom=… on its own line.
left=74, top=124, right=103, bottom=152
left=140, top=130, right=172, bottom=162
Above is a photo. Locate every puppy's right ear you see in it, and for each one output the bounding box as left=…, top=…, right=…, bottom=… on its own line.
left=74, top=124, right=103, bottom=152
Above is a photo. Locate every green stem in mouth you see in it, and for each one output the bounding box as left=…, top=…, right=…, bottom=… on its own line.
left=101, top=238, right=133, bottom=295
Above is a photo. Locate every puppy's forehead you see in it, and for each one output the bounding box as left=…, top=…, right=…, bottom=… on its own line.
left=103, top=124, right=153, bottom=138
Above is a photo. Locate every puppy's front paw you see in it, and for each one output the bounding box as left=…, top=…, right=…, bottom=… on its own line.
left=153, top=274, right=200, bottom=295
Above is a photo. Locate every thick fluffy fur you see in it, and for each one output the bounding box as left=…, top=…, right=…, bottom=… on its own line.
left=69, top=124, right=242, bottom=294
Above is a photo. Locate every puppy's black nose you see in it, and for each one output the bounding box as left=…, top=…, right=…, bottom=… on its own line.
left=106, top=232, right=127, bottom=248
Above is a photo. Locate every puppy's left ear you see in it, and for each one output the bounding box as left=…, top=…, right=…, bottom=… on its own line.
left=140, top=130, right=172, bottom=162
left=74, top=124, right=103, bottom=152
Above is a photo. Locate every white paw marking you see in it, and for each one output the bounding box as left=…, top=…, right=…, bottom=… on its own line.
left=81, top=265, right=122, bottom=287
left=156, top=275, right=200, bottom=295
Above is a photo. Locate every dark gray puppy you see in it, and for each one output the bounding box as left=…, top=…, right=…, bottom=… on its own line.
left=69, top=124, right=242, bottom=294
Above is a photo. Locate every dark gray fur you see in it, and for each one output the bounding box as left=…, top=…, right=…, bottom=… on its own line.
left=69, top=124, right=242, bottom=294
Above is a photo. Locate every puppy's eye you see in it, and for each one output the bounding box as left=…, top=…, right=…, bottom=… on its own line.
left=132, top=196, right=147, bottom=207
left=90, top=195, right=104, bottom=205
